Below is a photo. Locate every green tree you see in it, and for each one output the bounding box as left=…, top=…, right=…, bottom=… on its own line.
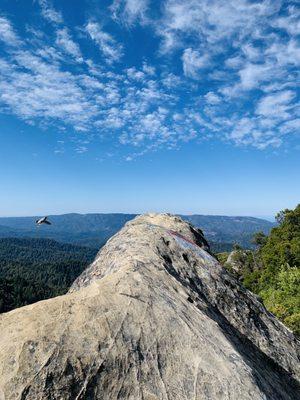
left=252, top=231, right=267, bottom=247
left=220, top=204, right=300, bottom=336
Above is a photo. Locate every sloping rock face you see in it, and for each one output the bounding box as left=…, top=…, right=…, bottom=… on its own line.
left=0, top=213, right=299, bottom=400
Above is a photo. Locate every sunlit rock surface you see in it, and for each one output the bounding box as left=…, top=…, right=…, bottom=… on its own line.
left=0, top=213, right=299, bottom=400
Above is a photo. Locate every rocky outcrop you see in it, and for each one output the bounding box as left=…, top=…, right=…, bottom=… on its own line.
left=0, top=213, right=299, bottom=400
left=225, top=250, right=245, bottom=273
left=224, top=249, right=254, bottom=275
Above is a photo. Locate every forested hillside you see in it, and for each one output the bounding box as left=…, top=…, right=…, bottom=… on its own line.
left=218, top=204, right=300, bottom=336
left=0, top=238, right=97, bottom=313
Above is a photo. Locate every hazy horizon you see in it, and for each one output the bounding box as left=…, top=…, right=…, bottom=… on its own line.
left=0, top=210, right=277, bottom=221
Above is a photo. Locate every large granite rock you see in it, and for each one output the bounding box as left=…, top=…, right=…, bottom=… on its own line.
left=0, top=213, right=299, bottom=400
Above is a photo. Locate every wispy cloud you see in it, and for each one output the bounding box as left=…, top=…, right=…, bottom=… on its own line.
left=55, top=28, right=83, bottom=61
left=0, top=49, right=97, bottom=130
left=0, top=16, right=199, bottom=155
left=110, top=0, right=149, bottom=26
left=86, top=22, right=123, bottom=63
left=204, top=92, right=221, bottom=105
left=182, top=49, right=210, bottom=78
left=271, top=5, right=300, bottom=35
left=155, top=0, right=281, bottom=53
left=256, top=90, right=295, bottom=119
left=0, top=16, right=20, bottom=46
left=38, top=0, right=63, bottom=24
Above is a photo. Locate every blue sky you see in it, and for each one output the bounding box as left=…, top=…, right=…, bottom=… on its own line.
left=0, top=0, right=299, bottom=217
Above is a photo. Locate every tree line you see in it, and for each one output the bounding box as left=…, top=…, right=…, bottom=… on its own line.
left=218, top=204, right=300, bottom=336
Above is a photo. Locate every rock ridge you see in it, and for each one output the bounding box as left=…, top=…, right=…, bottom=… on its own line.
left=0, top=213, right=299, bottom=400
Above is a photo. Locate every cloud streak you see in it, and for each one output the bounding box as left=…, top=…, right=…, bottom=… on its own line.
left=38, top=0, right=63, bottom=24
left=110, top=0, right=149, bottom=26
left=55, top=28, right=83, bottom=61
left=86, top=22, right=123, bottom=63
left=0, top=16, right=21, bottom=46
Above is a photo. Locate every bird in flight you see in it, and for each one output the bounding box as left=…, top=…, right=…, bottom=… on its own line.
left=36, top=216, right=52, bottom=226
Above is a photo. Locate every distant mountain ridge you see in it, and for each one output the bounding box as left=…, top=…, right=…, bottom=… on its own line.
left=0, top=213, right=275, bottom=250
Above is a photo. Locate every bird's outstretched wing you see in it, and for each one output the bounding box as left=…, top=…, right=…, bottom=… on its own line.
left=44, top=220, right=51, bottom=225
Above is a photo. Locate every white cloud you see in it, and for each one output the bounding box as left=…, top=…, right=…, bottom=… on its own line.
left=104, top=0, right=300, bottom=152
left=142, top=62, right=155, bottom=76
left=256, top=90, right=295, bottom=119
left=156, top=0, right=281, bottom=53
left=238, top=63, right=273, bottom=90
left=35, top=46, right=63, bottom=63
left=80, top=75, right=104, bottom=90
left=38, top=0, right=63, bottom=24
left=226, top=117, right=284, bottom=149
left=280, top=118, right=300, bottom=135
left=265, top=39, right=300, bottom=67
left=110, top=0, right=149, bottom=26
left=0, top=16, right=20, bottom=46
left=182, top=48, right=210, bottom=78
left=86, top=22, right=123, bottom=63
left=225, top=56, right=244, bottom=69
left=126, top=67, right=145, bottom=81
left=262, top=81, right=295, bottom=94
left=55, top=28, right=83, bottom=61
left=271, top=7, right=300, bottom=35
left=241, top=44, right=261, bottom=62
left=75, top=145, right=88, bottom=153
left=229, top=117, right=256, bottom=141
left=161, top=73, right=181, bottom=89
left=204, top=91, right=221, bottom=105
left=0, top=50, right=97, bottom=130
left=0, top=20, right=198, bottom=154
